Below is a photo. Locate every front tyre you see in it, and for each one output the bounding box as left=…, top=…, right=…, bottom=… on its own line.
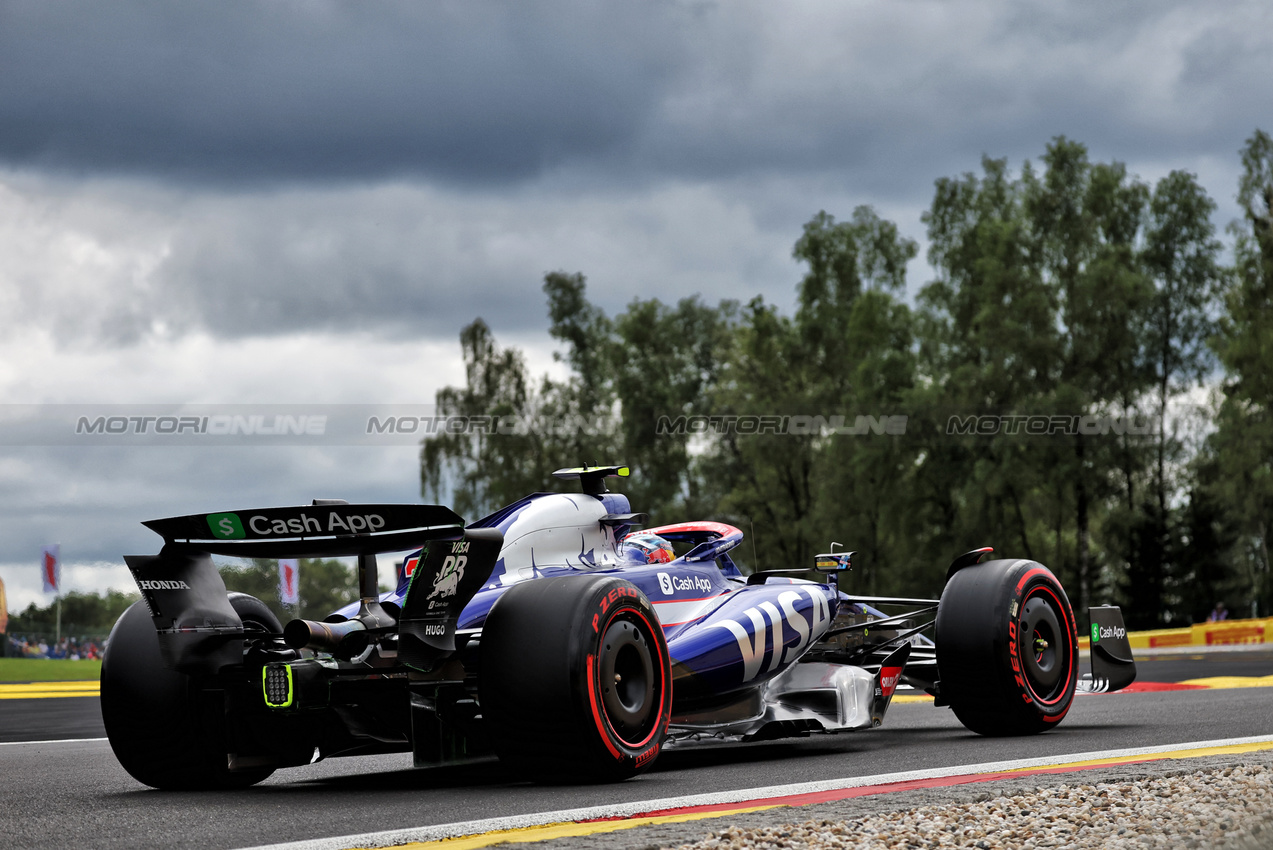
left=935, top=559, right=1078, bottom=736
left=479, top=576, right=672, bottom=782
left=101, top=593, right=280, bottom=789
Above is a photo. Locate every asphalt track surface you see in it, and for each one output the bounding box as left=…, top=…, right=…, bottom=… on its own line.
left=2, top=650, right=1271, bottom=850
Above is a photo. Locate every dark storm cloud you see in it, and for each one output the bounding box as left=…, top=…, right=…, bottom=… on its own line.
left=158, top=203, right=547, bottom=338
left=0, top=1, right=691, bottom=184
left=2, top=0, right=1269, bottom=194
left=4, top=0, right=1270, bottom=345
left=0, top=445, right=426, bottom=568
left=3, top=1, right=1272, bottom=605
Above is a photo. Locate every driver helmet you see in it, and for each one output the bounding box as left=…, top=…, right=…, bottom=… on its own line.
left=620, top=532, right=675, bottom=565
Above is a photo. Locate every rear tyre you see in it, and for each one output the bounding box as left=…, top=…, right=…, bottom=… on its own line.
left=479, top=576, right=672, bottom=782
left=101, top=592, right=280, bottom=789
left=935, top=559, right=1078, bottom=736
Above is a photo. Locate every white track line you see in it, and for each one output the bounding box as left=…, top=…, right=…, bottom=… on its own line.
left=236, top=734, right=1273, bottom=850
left=0, top=737, right=108, bottom=746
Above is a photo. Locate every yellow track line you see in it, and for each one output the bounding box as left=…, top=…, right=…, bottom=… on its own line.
left=1000, top=738, right=1273, bottom=773
left=1179, top=675, right=1273, bottom=689
left=891, top=674, right=1273, bottom=705
left=0, top=681, right=99, bottom=700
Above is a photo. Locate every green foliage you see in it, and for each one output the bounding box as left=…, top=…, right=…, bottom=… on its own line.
left=1204, top=129, right=1273, bottom=619
left=416, top=132, right=1268, bottom=625
left=7, top=589, right=139, bottom=638
left=420, top=271, right=738, bottom=523
left=418, top=318, right=548, bottom=520
left=610, top=295, right=738, bottom=516
left=218, top=557, right=359, bottom=625
left=914, top=139, right=1225, bottom=625
left=700, top=207, right=922, bottom=591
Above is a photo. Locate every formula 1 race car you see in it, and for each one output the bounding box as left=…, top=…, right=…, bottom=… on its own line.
left=101, top=466, right=1137, bottom=789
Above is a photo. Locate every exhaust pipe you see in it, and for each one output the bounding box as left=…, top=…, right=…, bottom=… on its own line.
left=282, top=552, right=397, bottom=658
left=283, top=617, right=370, bottom=656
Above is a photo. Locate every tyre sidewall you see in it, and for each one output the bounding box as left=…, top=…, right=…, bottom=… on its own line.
left=480, top=575, right=672, bottom=780
left=572, top=579, right=671, bottom=771
left=936, top=559, right=1078, bottom=734
left=1007, top=567, right=1078, bottom=720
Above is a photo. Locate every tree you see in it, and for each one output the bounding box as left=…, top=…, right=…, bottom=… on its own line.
left=917, top=155, right=1063, bottom=589
left=608, top=294, right=737, bottom=519
left=1026, top=147, right=1156, bottom=614
left=7, top=589, right=140, bottom=638
left=419, top=318, right=547, bottom=519
left=219, top=557, right=358, bottom=624
left=1208, top=128, right=1273, bottom=617
left=793, top=208, right=920, bottom=593
left=705, top=208, right=920, bottom=588
left=706, top=295, right=817, bottom=571
left=1115, top=169, right=1225, bottom=625
left=537, top=272, right=624, bottom=501
left=1177, top=450, right=1246, bottom=621
left=812, top=287, right=920, bottom=594
left=915, top=139, right=1194, bottom=620
left=422, top=272, right=737, bottom=526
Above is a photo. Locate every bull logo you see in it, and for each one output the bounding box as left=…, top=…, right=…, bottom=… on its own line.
left=427, top=555, right=467, bottom=601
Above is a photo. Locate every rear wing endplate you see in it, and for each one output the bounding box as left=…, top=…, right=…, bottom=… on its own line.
left=398, top=527, right=503, bottom=672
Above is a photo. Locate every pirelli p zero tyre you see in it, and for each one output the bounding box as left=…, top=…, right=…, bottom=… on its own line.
left=935, top=559, right=1078, bottom=736
left=101, top=592, right=280, bottom=789
left=479, top=575, right=672, bottom=782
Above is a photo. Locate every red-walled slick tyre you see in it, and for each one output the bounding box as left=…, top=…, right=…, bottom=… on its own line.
left=935, top=559, right=1078, bottom=736
left=479, top=575, right=672, bottom=782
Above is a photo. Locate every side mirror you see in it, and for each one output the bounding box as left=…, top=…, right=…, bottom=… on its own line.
left=814, top=550, right=854, bottom=572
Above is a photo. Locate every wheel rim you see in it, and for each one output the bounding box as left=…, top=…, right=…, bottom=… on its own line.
left=597, top=617, right=656, bottom=742
left=1019, top=588, right=1069, bottom=701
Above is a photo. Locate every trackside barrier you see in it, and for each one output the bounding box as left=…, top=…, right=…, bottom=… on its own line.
left=1078, top=616, right=1273, bottom=651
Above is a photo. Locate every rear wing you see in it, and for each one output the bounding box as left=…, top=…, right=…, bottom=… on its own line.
left=142, top=503, right=464, bottom=557
left=127, top=502, right=466, bottom=673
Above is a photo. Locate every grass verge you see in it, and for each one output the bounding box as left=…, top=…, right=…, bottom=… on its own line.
left=0, top=658, right=102, bottom=682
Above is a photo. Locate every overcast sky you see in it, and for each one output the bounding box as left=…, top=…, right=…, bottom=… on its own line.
left=1, top=0, right=1269, bottom=614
